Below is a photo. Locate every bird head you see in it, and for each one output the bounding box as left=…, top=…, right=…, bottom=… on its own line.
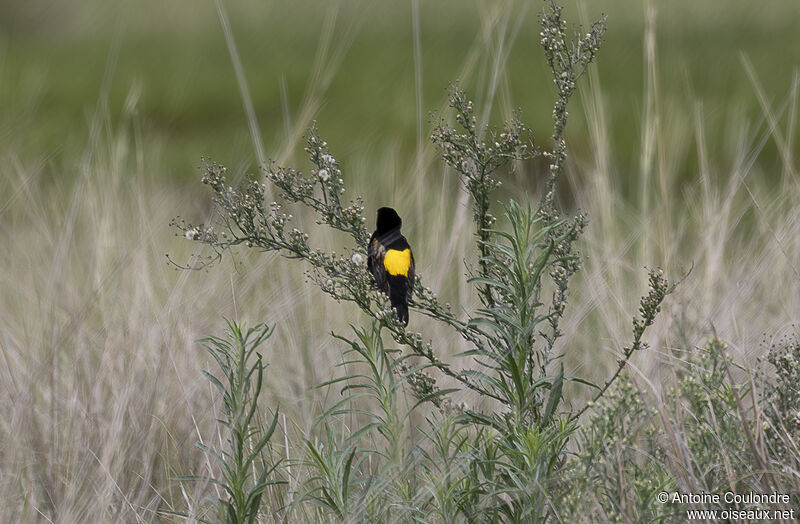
left=376, top=207, right=402, bottom=234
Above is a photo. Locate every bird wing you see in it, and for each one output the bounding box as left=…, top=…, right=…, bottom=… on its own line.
left=368, top=236, right=389, bottom=293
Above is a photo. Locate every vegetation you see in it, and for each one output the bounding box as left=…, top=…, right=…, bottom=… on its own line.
left=167, top=1, right=797, bottom=521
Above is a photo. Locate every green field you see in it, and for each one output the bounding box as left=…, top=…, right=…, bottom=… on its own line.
left=1, top=0, right=799, bottom=521
left=3, top=1, right=799, bottom=184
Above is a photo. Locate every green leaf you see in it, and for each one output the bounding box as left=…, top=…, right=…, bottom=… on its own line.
left=467, top=316, right=504, bottom=332
left=244, top=409, right=280, bottom=468
left=467, top=276, right=514, bottom=295
left=346, top=422, right=384, bottom=442
left=404, top=388, right=461, bottom=419
left=341, top=447, right=357, bottom=504
left=543, top=363, right=564, bottom=423
left=314, top=393, right=374, bottom=428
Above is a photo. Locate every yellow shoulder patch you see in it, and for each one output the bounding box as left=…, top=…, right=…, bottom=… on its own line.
left=383, top=248, right=411, bottom=276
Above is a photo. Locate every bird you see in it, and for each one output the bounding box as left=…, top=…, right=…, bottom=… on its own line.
left=367, top=207, right=415, bottom=325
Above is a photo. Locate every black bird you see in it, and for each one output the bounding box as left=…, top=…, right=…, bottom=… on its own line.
left=367, top=207, right=415, bottom=325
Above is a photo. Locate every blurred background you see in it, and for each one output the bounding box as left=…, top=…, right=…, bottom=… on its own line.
left=1, top=0, right=799, bottom=521
left=3, top=0, right=799, bottom=185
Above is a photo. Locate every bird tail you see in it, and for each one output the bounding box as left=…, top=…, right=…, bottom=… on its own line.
left=389, top=284, right=409, bottom=325
left=395, top=301, right=409, bottom=325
